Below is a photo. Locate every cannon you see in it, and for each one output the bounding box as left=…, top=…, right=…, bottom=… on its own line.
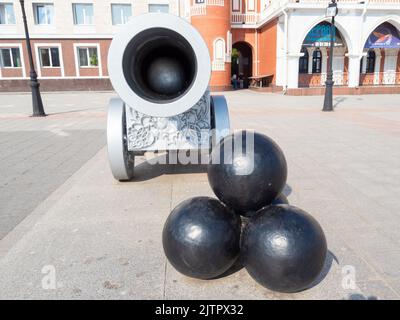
left=107, top=13, right=230, bottom=181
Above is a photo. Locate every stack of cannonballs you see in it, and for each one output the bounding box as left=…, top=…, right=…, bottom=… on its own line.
left=162, top=131, right=327, bottom=293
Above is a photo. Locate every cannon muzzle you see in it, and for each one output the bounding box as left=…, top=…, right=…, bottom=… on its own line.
left=108, top=13, right=211, bottom=117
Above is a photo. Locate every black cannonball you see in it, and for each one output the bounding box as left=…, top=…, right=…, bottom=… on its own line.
left=208, top=131, right=287, bottom=215
left=146, top=57, right=185, bottom=95
left=242, top=205, right=327, bottom=293
left=162, top=197, right=241, bottom=280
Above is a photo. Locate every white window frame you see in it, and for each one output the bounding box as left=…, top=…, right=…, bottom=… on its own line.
left=247, top=0, right=255, bottom=12
left=232, top=0, right=241, bottom=12
left=0, top=43, right=26, bottom=78
left=213, top=37, right=226, bottom=61
left=0, top=2, right=15, bottom=25
left=33, top=3, right=54, bottom=25
left=77, top=47, right=98, bottom=68
left=39, top=48, right=58, bottom=67
left=72, top=3, right=94, bottom=25
left=73, top=43, right=102, bottom=77
left=0, top=48, right=21, bottom=68
left=111, top=3, right=132, bottom=25
left=148, top=4, right=169, bottom=13
left=34, top=43, right=64, bottom=77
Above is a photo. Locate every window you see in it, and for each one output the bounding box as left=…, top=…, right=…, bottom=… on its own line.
left=73, top=3, right=94, bottom=25
left=148, top=4, right=169, bottom=13
left=366, top=50, right=375, bottom=74
left=0, top=3, right=15, bottom=24
left=111, top=4, right=132, bottom=25
left=78, top=47, right=98, bottom=67
left=299, top=48, right=308, bottom=74
left=312, top=48, right=322, bottom=73
left=214, top=38, right=225, bottom=61
left=0, top=48, right=21, bottom=68
left=247, top=0, right=255, bottom=11
left=39, top=48, right=60, bottom=67
left=232, top=0, right=240, bottom=11
left=33, top=3, right=54, bottom=25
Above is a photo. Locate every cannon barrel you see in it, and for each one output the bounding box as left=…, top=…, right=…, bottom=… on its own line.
left=108, top=13, right=211, bottom=118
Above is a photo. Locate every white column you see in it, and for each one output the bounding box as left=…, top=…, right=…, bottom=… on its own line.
left=383, top=48, right=398, bottom=85
left=361, top=52, right=367, bottom=74
left=333, top=47, right=345, bottom=86
left=347, top=53, right=361, bottom=88
left=274, top=18, right=284, bottom=86
left=307, top=47, right=314, bottom=74
left=287, top=53, right=301, bottom=88
left=374, top=49, right=382, bottom=85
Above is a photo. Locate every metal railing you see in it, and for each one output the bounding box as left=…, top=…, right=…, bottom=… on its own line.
left=360, top=71, right=400, bottom=85
left=206, top=0, right=225, bottom=6
left=231, top=13, right=259, bottom=24
left=190, top=4, right=207, bottom=16
left=299, top=71, right=400, bottom=87
left=298, top=72, right=349, bottom=87
left=212, top=60, right=226, bottom=71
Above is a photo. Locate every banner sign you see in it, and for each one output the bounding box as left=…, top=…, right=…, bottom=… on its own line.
left=365, top=22, right=400, bottom=48
left=303, top=22, right=344, bottom=47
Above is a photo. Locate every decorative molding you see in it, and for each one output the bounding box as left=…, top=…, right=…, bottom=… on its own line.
left=125, top=92, right=211, bottom=151
left=383, top=71, right=396, bottom=84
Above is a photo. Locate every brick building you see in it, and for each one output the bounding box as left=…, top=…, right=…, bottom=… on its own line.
left=2, top=0, right=400, bottom=94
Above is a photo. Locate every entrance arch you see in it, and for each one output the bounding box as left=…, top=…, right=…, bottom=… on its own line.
left=360, top=22, right=400, bottom=86
left=232, top=42, right=253, bottom=88
left=298, top=21, right=349, bottom=88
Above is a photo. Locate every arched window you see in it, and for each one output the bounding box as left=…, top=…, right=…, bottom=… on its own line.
left=312, top=48, right=322, bottom=73
left=366, top=50, right=375, bottom=73
left=299, top=48, right=309, bottom=74
left=214, top=38, right=226, bottom=61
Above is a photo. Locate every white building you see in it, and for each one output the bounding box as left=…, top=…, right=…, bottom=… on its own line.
left=1, top=0, right=400, bottom=94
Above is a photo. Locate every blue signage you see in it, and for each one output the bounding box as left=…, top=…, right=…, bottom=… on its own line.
left=303, top=22, right=343, bottom=47
left=365, top=22, right=400, bottom=48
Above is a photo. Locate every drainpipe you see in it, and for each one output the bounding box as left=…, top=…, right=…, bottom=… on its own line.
left=281, top=5, right=288, bottom=93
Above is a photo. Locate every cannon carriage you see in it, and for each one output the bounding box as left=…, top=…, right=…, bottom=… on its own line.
left=107, top=13, right=230, bottom=181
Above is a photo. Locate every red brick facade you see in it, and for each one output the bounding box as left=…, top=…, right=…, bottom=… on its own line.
left=0, top=39, right=111, bottom=91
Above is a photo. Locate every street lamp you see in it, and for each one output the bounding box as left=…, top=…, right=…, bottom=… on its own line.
left=322, top=0, right=338, bottom=112
left=19, top=0, right=46, bottom=117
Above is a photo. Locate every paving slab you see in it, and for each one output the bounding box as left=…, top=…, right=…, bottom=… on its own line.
left=0, top=91, right=400, bottom=299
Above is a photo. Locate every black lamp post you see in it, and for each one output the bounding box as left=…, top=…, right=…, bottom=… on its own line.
left=322, top=0, right=338, bottom=112
left=19, top=0, right=46, bottom=117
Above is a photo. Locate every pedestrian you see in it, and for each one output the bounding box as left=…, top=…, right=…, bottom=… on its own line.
left=232, top=74, right=238, bottom=90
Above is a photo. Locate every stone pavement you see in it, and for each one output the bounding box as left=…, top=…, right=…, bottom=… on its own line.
left=0, top=92, right=111, bottom=239
left=0, top=90, right=400, bottom=299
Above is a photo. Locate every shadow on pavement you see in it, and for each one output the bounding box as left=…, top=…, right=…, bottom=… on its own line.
left=333, top=97, right=347, bottom=108
left=344, top=294, right=378, bottom=300
left=307, top=250, right=339, bottom=290
left=133, top=160, right=208, bottom=182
